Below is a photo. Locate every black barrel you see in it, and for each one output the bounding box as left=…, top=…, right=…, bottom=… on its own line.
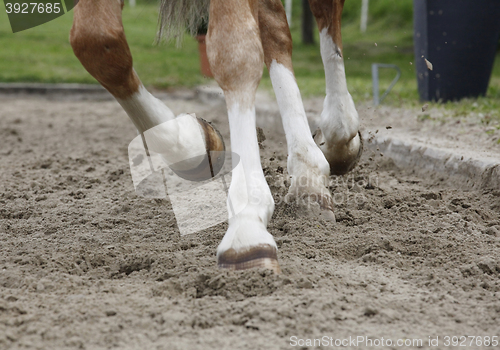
left=413, top=0, right=500, bottom=102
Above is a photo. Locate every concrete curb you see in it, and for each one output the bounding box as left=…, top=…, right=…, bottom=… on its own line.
left=0, top=83, right=220, bottom=103
left=0, top=83, right=108, bottom=95
left=364, top=131, right=500, bottom=190
left=194, top=85, right=224, bottom=103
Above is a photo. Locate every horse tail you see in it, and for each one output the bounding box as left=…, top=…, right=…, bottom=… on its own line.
left=157, top=0, right=210, bottom=45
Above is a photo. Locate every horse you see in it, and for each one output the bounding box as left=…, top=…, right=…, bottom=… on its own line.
left=69, top=0, right=362, bottom=274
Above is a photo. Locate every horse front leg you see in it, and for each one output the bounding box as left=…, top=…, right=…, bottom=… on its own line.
left=207, top=0, right=280, bottom=273
left=259, top=0, right=335, bottom=221
left=309, top=0, right=362, bottom=176
left=70, top=0, right=224, bottom=185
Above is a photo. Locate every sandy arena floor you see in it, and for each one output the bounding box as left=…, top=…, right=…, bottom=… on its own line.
left=0, top=91, right=499, bottom=349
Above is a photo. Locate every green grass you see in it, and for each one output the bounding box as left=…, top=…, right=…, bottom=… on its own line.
left=0, top=1, right=208, bottom=88
left=283, top=15, right=420, bottom=103
left=0, top=0, right=499, bottom=117
left=278, top=0, right=420, bottom=103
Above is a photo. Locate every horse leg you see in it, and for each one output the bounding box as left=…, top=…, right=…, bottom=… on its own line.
left=207, top=0, right=280, bottom=272
left=70, top=0, right=223, bottom=171
left=309, top=0, right=362, bottom=176
left=258, top=0, right=335, bottom=220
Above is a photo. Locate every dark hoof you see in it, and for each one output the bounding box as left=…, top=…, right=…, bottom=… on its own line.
left=313, top=130, right=364, bottom=176
left=218, top=244, right=281, bottom=274
left=169, top=116, right=226, bottom=181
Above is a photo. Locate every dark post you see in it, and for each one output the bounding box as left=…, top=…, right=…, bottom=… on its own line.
left=302, top=0, right=315, bottom=45
left=413, top=0, right=500, bottom=101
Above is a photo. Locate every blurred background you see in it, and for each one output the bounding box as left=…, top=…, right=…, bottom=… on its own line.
left=0, top=0, right=499, bottom=109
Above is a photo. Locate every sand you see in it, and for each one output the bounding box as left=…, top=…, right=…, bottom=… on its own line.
left=0, top=91, right=499, bottom=349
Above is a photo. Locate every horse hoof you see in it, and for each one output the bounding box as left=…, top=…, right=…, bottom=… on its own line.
left=285, top=191, right=336, bottom=223
left=313, top=129, right=363, bottom=176
left=217, top=244, right=281, bottom=274
left=169, top=116, right=226, bottom=181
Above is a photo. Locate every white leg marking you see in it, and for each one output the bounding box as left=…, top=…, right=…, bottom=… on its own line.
left=269, top=60, right=330, bottom=195
left=117, top=85, right=206, bottom=169
left=117, top=85, right=175, bottom=132
left=217, top=103, right=276, bottom=255
left=319, top=28, right=360, bottom=150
